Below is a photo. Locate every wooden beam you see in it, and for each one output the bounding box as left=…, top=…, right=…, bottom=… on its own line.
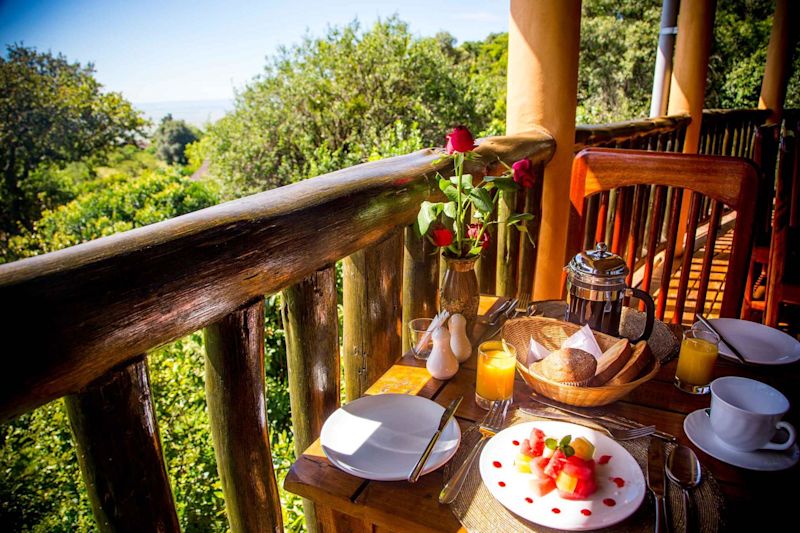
left=65, top=357, right=179, bottom=533
left=204, top=299, right=283, bottom=533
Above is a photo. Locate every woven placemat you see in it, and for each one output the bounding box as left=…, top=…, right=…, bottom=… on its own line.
left=445, top=409, right=726, bottom=532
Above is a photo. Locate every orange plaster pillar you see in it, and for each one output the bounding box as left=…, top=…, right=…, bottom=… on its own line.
left=759, top=0, right=799, bottom=124
left=666, top=0, right=716, bottom=255
left=507, top=0, right=581, bottom=300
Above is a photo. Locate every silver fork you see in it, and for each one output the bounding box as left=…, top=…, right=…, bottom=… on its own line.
left=514, top=293, right=531, bottom=317
left=519, top=408, right=655, bottom=440
left=439, top=399, right=509, bottom=504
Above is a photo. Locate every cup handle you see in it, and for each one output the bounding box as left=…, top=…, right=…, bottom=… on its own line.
left=628, top=288, right=655, bottom=343
left=761, top=421, right=796, bottom=451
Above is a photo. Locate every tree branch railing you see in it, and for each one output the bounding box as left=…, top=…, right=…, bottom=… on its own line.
left=0, top=128, right=554, bottom=532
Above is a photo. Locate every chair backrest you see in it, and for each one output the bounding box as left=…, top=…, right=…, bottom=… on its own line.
left=568, top=147, right=759, bottom=323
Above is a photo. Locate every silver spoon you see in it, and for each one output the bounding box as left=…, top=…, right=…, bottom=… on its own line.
left=665, top=445, right=702, bottom=533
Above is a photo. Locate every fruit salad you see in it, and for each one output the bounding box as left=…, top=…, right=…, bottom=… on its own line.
left=514, top=427, right=598, bottom=500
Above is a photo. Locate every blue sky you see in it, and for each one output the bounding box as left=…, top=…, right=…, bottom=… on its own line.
left=0, top=0, right=508, bottom=103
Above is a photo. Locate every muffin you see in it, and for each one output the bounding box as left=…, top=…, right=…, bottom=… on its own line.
left=531, top=347, right=597, bottom=386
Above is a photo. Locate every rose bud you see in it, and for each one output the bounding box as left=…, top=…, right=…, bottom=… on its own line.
left=512, top=159, right=536, bottom=188
left=445, top=125, right=475, bottom=154
left=430, top=225, right=454, bottom=247
left=467, top=223, right=490, bottom=249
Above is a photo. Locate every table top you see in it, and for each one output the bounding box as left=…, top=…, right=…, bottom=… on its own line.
left=285, top=297, right=800, bottom=532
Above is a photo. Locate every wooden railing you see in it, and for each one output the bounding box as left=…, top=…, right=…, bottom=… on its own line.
left=0, top=129, right=553, bottom=532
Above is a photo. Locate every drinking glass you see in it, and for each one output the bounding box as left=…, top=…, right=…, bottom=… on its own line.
left=475, top=341, right=517, bottom=409
left=674, top=328, right=720, bottom=394
left=408, top=318, right=434, bottom=360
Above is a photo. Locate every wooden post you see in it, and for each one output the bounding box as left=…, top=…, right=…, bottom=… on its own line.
left=402, top=226, right=439, bottom=352
left=282, top=267, right=340, bottom=532
left=495, top=190, right=519, bottom=297
left=507, top=0, right=581, bottom=299
left=759, top=0, right=799, bottom=124
left=204, top=299, right=283, bottom=533
left=342, top=229, right=403, bottom=400
left=65, top=357, right=180, bottom=533
left=667, top=0, right=716, bottom=255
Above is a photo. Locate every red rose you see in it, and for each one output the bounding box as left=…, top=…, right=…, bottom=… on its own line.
left=430, top=225, right=454, bottom=247
left=467, top=223, right=490, bottom=249
left=445, top=126, right=475, bottom=154
left=512, top=159, right=536, bottom=188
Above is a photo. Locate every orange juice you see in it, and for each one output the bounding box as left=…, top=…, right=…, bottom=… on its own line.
left=674, top=329, right=719, bottom=394
left=476, top=342, right=517, bottom=408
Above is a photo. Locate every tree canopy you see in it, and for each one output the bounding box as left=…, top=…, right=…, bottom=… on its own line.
left=0, top=44, right=146, bottom=237
left=153, top=114, right=201, bottom=165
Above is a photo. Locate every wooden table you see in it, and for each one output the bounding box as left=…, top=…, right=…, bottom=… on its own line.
left=285, top=297, right=800, bottom=532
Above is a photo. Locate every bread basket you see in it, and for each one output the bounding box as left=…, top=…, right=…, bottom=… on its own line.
left=502, top=316, right=660, bottom=407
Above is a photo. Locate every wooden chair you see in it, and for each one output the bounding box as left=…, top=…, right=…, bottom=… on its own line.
left=764, top=129, right=800, bottom=327
left=567, top=148, right=759, bottom=324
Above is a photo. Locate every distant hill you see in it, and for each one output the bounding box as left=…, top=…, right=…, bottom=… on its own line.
left=135, top=99, right=233, bottom=128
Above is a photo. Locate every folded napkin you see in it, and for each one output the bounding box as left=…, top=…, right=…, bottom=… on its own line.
left=527, top=324, right=604, bottom=365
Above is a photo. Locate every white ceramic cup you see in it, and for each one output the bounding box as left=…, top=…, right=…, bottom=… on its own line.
left=709, top=376, right=796, bottom=452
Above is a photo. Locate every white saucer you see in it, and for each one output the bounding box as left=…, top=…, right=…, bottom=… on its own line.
left=693, top=319, right=800, bottom=365
left=684, top=408, right=799, bottom=471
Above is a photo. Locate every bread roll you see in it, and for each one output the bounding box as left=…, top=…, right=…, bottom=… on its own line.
left=589, top=338, right=632, bottom=386
left=532, top=347, right=597, bottom=386
left=608, top=342, right=653, bottom=385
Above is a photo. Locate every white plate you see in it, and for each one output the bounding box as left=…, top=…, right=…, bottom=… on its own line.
left=693, top=318, right=800, bottom=365
left=320, top=393, right=461, bottom=481
left=684, top=408, right=799, bottom=471
left=479, top=421, right=645, bottom=531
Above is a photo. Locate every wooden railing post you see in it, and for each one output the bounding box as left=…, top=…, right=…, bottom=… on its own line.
left=65, top=357, right=179, bottom=533
left=281, top=266, right=340, bottom=532
left=402, top=226, right=440, bottom=352
left=204, top=299, right=283, bottom=533
left=343, top=229, right=403, bottom=400
left=495, top=189, right=519, bottom=297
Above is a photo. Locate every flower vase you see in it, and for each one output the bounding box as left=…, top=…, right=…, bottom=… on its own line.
left=440, top=256, right=480, bottom=331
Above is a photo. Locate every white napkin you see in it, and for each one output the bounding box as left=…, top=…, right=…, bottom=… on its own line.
left=527, top=324, right=604, bottom=365
left=415, top=310, right=450, bottom=353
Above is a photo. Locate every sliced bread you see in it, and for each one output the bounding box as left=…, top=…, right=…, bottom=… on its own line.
left=608, top=341, right=654, bottom=385
left=589, top=338, right=632, bottom=386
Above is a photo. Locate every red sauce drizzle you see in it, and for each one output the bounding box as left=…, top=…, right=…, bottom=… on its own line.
left=492, top=460, right=502, bottom=468
left=512, top=440, right=520, bottom=446
left=581, top=509, right=592, bottom=516
left=598, top=455, right=612, bottom=465
left=498, top=481, right=506, bottom=487
left=603, top=498, right=617, bottom=507
left=551, top=508, right=561, bottom=514
left=610, top=477, right=625, bottom=488
left=525, top=497, right=533, bottom=504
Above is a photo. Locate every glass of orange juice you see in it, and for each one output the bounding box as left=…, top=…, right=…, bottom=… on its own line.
left=674, top=328, right=720, bottom=394
left=475, top=341, right=517, bottom=409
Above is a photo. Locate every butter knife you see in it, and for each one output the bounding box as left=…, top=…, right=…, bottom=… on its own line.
left=478, top=299, right=518, bottom=343
left=408, top=396, right=462, bottom=482
left=696, top=313, right=749, bottom=365
left=527, top=394, right=677, bottom=442
left=647, top=438, right=669, bottom=533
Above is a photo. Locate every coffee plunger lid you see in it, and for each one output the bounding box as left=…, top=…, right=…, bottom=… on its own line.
left=567, top=242, right=628, bottom=287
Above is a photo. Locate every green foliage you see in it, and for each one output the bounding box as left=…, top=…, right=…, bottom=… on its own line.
left=0, top=44, right=146, bottom=237
left=5, top=168, right=217, bottom=261
left=153, top=114, right=202, bottom=166
left=202, top=17, right=489, bottom=199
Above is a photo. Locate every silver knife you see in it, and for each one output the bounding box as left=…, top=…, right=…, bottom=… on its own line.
left=408, top=396, right=463, bottom=482
left=696, top=313, right=749, bottom=365
left=528, top=394, right=677, bottom=442
left=478, top=299, right=518, bottom=342
left=647, top=438, right=669, bottom=533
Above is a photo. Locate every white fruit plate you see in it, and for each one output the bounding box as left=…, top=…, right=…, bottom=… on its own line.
left=479, top=421, right=646, bottom=531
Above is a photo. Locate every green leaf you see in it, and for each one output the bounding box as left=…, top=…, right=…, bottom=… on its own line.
left=507, top=213, right=534, bottom=224
left=468, top=245, right=484, bottom=256
left=559, top=435, right=572, bottom=447
left=469, top=187, right=493, bottom=214
left=493, top=179, right=518, bottom=192
left=563, top=445, right=575, bottom=457
left=442, top=185, right=459, bottom=202
left=545, top=438, right=558, bottom=450
left=438, top=178, right=451, bottom=192
left=443, top=201, right=457, bottom=219
left=416, top=201, right=437, bottom=236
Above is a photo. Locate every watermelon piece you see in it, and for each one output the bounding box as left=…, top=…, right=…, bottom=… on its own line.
left=563, top=456, right=593, bottom=480
left=543, top=450, right=566, bottom=478
left=520, top=438, right=535, bottom=458
left=529, top=477, right=556, bottom=497
left=530, top=456, right=551, bottom=480
left=559, top=477, right=598, bottom=500
left=529, top=428, right=546, bottom=457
